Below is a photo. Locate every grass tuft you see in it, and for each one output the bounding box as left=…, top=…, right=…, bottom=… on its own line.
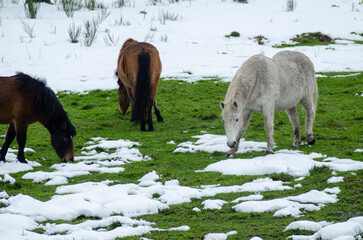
left=234, top=0, right=248, bottom=3
left=225, top=31, right=240, bottom=38
left=20, top=19, right=36, bottom=38
left=24, top=0, right=40, bottom=19
left=68, top=22, right=81, bottom=43
left=61, top=0, right=82, bottom=18
left=275, top=32, right=334, bottom=48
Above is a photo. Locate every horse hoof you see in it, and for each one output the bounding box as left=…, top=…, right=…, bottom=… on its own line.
left=265, top=150, right=274, bottom=154
left=308, top=138, right=316, bottom=145
left=225, top=153, right=234, bottom=158
left=18, top=159, right=28, bottom=164
left=148, top=128, right=154, bottom=132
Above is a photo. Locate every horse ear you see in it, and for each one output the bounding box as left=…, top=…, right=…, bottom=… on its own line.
left=220, top=101, right=225, bottom=109
left=233, top=101, right=238, bottom=109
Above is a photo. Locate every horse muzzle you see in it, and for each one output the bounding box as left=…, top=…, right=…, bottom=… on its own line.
left=227, top=141, right=237, bottom=148
left=62, top=151, right=75, bottom=163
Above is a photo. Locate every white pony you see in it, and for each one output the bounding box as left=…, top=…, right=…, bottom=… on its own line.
left=221, top=51, right=318, bottom=156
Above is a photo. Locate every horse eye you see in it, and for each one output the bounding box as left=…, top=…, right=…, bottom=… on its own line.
left=236, top=119, right=239, bottom=122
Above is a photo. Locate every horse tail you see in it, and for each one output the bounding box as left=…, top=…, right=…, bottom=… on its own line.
left=132, top=51, right=151, bottom=125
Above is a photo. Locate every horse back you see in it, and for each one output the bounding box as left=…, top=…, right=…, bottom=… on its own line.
left=226, top=54, right=279, bottom=108
left=273, top=51, right=315, bottom=89
left=117, top=39, right=161, bottom=94
left=272, top=51, right=316, bottom=108
left=0, top=75, right=37, bottom=124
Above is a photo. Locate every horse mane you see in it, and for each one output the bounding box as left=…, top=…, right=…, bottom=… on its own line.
left=15, top=72, right=76, bottom=136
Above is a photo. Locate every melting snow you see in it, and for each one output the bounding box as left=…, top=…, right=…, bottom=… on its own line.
left=287, top=217, right=363, bottom=240
left=174, top=134, right=267, bottom=154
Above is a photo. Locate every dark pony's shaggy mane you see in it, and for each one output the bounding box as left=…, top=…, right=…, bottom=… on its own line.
left=15, top=72, right=76, bottom=136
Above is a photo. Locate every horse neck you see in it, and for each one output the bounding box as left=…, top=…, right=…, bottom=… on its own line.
left=228, top=71, right=257, bottom=105
left=226, top=81, right=246, bottom=105
left=40, top=117, right=58, bottom=135
left=39, top=112, right=67, bottom=136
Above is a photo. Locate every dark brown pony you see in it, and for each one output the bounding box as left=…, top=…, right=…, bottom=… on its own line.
left=0, top=73, right=76, bottom=164
left=115, top=38, right=163, bottom=131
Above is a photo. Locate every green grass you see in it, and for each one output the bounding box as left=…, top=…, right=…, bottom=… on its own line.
left=274, top=32, right=363, bottom=48
left=0, top=73, right=362, bottom=239
left=275, top=32, right=335, bottom=48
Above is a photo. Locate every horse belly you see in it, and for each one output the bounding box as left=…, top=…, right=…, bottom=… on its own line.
left=274, top=93, right=302, bottom=111
left=275, top=71, right=305, bottom=111
left=0, top=103, right=14, bottom=124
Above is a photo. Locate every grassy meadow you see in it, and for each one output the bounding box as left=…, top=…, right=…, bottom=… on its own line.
left=0, top=72, right=362, bottom=239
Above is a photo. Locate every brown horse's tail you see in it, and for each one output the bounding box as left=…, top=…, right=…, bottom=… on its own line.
left=132, top=51, right=151, bottom=126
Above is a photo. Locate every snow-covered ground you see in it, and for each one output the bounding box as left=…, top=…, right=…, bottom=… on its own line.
left=1, top=0, right=363, bottom=239
left=1, top=0, right=363, bottom=92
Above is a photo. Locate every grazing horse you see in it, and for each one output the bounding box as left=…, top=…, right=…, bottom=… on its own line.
left=221, top=51, right=318, bottom=156
left=115, top=38, right=163, bottom=131
left=0, top=73, right=76, bottom=163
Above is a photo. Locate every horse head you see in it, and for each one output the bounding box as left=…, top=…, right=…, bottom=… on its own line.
left=50, top=119, right=77, bottom=163
left=220, top=101, right=242, bottom=148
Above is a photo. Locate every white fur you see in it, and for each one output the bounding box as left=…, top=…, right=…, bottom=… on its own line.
left=221, top=51, right=318, bottom=156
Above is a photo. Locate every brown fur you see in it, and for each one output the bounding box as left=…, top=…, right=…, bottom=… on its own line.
left=0, top=73, right=76, bottom=163
left=116, top=38, right=164, bottom=131
left=0, top=76, right=40, bottom=125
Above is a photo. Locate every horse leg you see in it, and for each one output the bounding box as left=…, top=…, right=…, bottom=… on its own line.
left=140, top=118, right=147, bottom=131
left=15, top=122, right=28, bottom=164
left=225, top=110, right=253, bottom=157
left=130, top=96, right=136, bottom=122
left=0, top=123, right=16, bottom=162
left=285, top=107, right=301, bottom=148
left=301, top=97, right=316, bottom=145
left=153, top=100, right=164, bottom=123
left=117, top=81, right=130, bottom=115
left=263, top=107, right=275, bottom=153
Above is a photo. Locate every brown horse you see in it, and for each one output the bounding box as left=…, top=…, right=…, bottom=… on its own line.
left=115, top=38, right=164, bottom=131
left=0, top=73, right=76, bottom=164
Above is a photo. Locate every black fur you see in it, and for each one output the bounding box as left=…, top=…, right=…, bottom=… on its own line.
left=131, top=52, right=152, bottom=131
left=16, top=72, right=76, bottom=137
